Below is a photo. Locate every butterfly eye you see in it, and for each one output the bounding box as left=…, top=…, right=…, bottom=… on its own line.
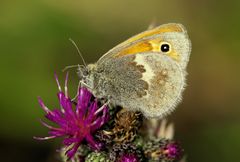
left=160, top=42, right=171, bottom=53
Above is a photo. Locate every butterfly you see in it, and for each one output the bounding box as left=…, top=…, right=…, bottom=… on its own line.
left=78, top=23, right=191, bottom=118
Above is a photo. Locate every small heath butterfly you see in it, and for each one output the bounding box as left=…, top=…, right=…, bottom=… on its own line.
left=78, top=23, right=191, bottom=118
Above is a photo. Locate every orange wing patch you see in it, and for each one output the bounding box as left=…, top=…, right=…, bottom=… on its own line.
left=114, top=38, right=180, bottom=62
left=114, top=39, right=161, bottom=58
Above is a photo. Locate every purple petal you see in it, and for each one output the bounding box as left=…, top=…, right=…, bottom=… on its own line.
left=54, top=73, right=62, bottom=92
left=39, top=119, right=61, bottom=130
left=76, top=88, right=92, bottom=117
left=85, top=100, right=98, bottom=122
left=38, top=97, right=50, bottom=113
left=90, top=117, right=103, bottom=132
left=85, top=135, right=102, bottom=150
left=65, top=142, right=81, bottom=159
left=49, top=129, right=66, bottom=137
left=90, top=106, right=109, bottom=131
left=63, top=137, right=80, bottom=146
left=57, top=92, right=76, bottom=119
left=45, top=109, right=64, bottom=124
left=33, top=136, right=56, bottom=140
left=57, top=92, right=68, bottom=108
left=103, top=107, right=110, bottom=123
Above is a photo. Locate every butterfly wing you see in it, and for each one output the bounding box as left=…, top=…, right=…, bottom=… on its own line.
left=98, top=23, right=191, bottom=69
left=93, top=52, right=184, bottom=118
left=89, top=23, right=191, bottom=118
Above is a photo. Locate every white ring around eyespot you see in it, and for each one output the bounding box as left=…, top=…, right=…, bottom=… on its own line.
left=159, top=42, right=172, bottom=54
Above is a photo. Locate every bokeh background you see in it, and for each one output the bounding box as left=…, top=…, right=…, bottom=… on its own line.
left=1, top=0, right=240, bottom=161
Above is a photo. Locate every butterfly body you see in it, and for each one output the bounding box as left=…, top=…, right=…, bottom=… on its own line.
left=81, top=23, right=191, bottom=118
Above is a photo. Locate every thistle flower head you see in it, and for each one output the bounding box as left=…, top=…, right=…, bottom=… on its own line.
left=110, top=143, right=144, bottom=162
left=35, top=73, right=109, bottom=159
left=144, top=139, right=183, bottom=162
left=163, top=141, right=183, bottom=161
left=118, top=153, right=139, bottom=162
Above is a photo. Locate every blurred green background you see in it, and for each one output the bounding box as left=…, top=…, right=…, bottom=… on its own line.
left=0, top=0, right=240, bottom=161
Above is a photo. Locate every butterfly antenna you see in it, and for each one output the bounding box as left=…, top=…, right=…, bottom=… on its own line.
left=62, top=65, right=80, bottom=72
left=69, top=38, right=87, bottom=67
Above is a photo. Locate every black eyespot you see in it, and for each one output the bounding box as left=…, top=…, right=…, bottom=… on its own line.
left=160, top=43, right=170, bottom=53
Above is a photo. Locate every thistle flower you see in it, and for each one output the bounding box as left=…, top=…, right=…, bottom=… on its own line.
left=163, top=141, right=183, bottom=161
left=118, top=154, right=138, bottom=162
left=144, top=139, right=183, bottom=162
left=118, top=153, right=139, bottom=162
left=110, top=143, right=144, bottom=162
left=102, top=109, right=142, bottom=144
left=144, top=119, right=184, bottom=161
left=35, top=73, right=109, bottom=159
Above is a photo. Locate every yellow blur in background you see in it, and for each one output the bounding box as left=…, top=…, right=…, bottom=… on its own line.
left=0, top=0, right=240, bottom=161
